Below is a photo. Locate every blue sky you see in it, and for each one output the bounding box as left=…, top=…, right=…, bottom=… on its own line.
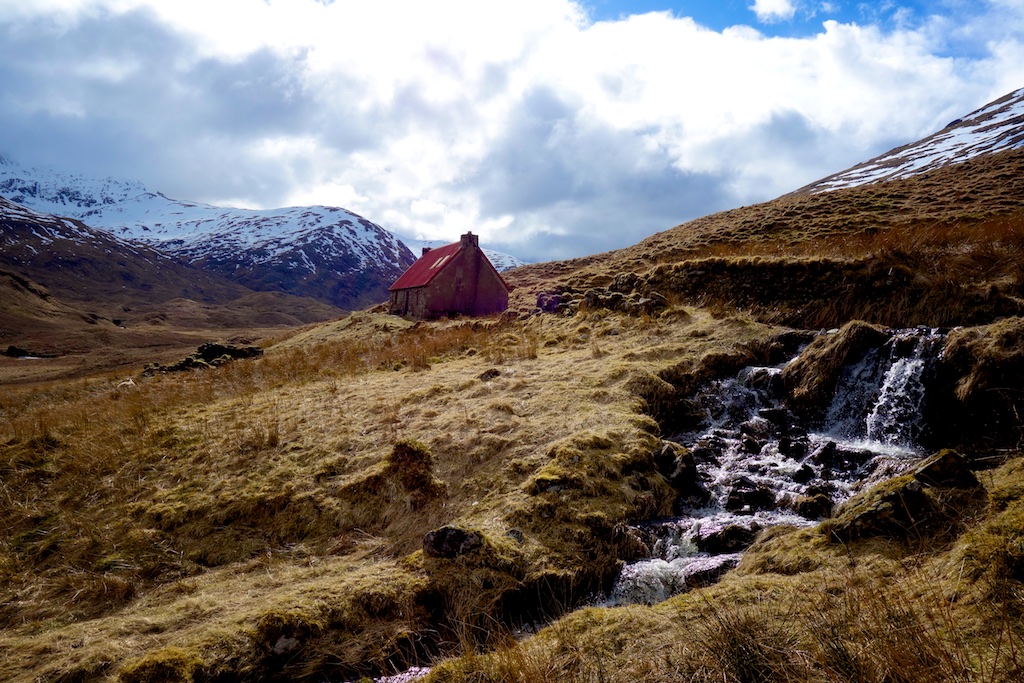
left=586, top=1, right=922, bottom=33
left=1, top=0, right=1023, bottom=262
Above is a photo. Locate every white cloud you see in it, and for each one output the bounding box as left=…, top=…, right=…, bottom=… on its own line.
left=750, top=0, right=797, bottom=23
left=0, top=0, right=1023, bottom=261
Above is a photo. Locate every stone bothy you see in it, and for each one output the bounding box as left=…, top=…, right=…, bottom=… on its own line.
left=388, top=232, right=510, bottom=319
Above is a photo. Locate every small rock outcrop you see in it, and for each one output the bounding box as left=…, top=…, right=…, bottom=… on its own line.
left=423, top=526, right=484, bottom=559
left=655, top=441, right=711, bottom=510
left=825, top=450, right=984, bottom=543
left=143, top=342, right=263, bottom=375
left=694, top=523, right=761, bottom=554
left=534, top=272, right=669, bottom=317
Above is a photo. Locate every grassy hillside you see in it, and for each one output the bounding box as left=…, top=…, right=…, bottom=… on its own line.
left=510, top=147, right=1024, bottom=329
left=3, top=150, right=1024, bottom=682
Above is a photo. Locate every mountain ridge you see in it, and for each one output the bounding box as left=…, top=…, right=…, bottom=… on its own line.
left=0, top=157, right=417, bottom=310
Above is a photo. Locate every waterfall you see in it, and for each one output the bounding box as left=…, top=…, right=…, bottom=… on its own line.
left=864, top=329, right=943, bottom=447
left=822, top=327, right=943, bottom=450
left=608, top=328, right=945, bottom=606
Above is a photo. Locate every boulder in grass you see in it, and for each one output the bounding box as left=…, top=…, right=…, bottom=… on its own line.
left=912, top=449, right=980, bottom=489
left=825, top=450, right=986, bottom=543
left=423, top=526, right=484, bottom=559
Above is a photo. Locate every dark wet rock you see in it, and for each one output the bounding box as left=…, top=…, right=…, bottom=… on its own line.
left=743, top=367, right=784, bottom=398
left=792, top=493, right=833, bottom=520
left=684, top=554, right=742, bottom=587
left=791, top=462, right=815, bottom=484
left=758, top=407, right=790, bottom=427
left=809, top=441, right=873, bottom=474
left=694, top=523, right=761, bottom=554
left=741, top=433, right=765, bottom=455
left=676, top=489, right=713, bottom=512
left=423, top=526, right=484, bottom=559
left=779, top=437, right=808, bottom=460
left=654, top=441, right=683, bottom=479
left=657, top=441, right=712, bottom=511
left=690, top=446, right=721, bottom=467
left=478, top=368, right=501, bottom=381
left=911, top=449, right=980, bottom=489
left=740, top=416, right=777, bottom=441
left=724, top=477, right=776, bottom=513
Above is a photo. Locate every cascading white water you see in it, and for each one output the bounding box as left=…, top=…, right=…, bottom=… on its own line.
left=608, top=328, right=945, bottom=606
left=864, top=329, right=943, bottom=447
left=819, top=327, right=943, bottom=451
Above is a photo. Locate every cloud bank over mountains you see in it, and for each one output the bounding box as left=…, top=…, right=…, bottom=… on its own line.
left=2, top=0, right=1024, bottom=262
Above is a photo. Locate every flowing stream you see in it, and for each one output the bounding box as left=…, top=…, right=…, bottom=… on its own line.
left=341, top=329, right=947, bottom=681
left=609, top=328, right=944, bottom=605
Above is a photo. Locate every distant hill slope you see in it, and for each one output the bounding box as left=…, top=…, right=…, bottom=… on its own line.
left=795, top=86, right=1024, bottom=193
left=0, top=156, right=416, bottom=310
left=396, top=235, right=528, bottom=272
left=0, top=196, right=248, bottom=314
left=0, top=196, right=344, bottom=368
left=506, top=87, right=1024, bottom=316
left=0, top=268, right=108, bottom=353
left=506, top=145, right=1024, bottom=328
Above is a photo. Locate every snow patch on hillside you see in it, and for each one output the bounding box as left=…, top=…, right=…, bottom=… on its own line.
left=807, top=87, right=1024, bottom=192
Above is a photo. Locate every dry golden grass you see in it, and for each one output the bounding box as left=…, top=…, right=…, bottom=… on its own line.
left=427, top=469, right=1024, bottom=683
left=0, top=304, right=777, bottom=681
left=5, top=149, right=1024, bottom=682
left=507, top=148, right=1024, bottom=329
left=3, top=305, right=1024, bottom=682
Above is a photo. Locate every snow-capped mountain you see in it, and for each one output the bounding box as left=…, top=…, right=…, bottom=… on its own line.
left=396, top=235, right=527, bottom=272
left=0, top=156, right=416, bottom=310
left=0, top=194, right=253, bottom=313
left=798, top=87, right=1024, bottom=193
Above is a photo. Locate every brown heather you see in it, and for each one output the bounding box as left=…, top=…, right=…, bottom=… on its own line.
left=2, top=149, right=1024, bottom=681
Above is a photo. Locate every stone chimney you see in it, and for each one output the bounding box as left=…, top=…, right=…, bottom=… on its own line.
left=460, top=231, right=478, bottom=248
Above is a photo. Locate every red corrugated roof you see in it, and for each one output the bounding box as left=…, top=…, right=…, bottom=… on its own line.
left=388, top=241, right=463, bottom=291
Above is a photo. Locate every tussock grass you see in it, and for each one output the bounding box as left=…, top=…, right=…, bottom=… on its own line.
left=428, top=515, right=1024, bottom=683
left=6, top=150, right=1024, bottom=680
left=507, top=149, right=1024, bottom=329
left=1, top=305, right=768, bottom=680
